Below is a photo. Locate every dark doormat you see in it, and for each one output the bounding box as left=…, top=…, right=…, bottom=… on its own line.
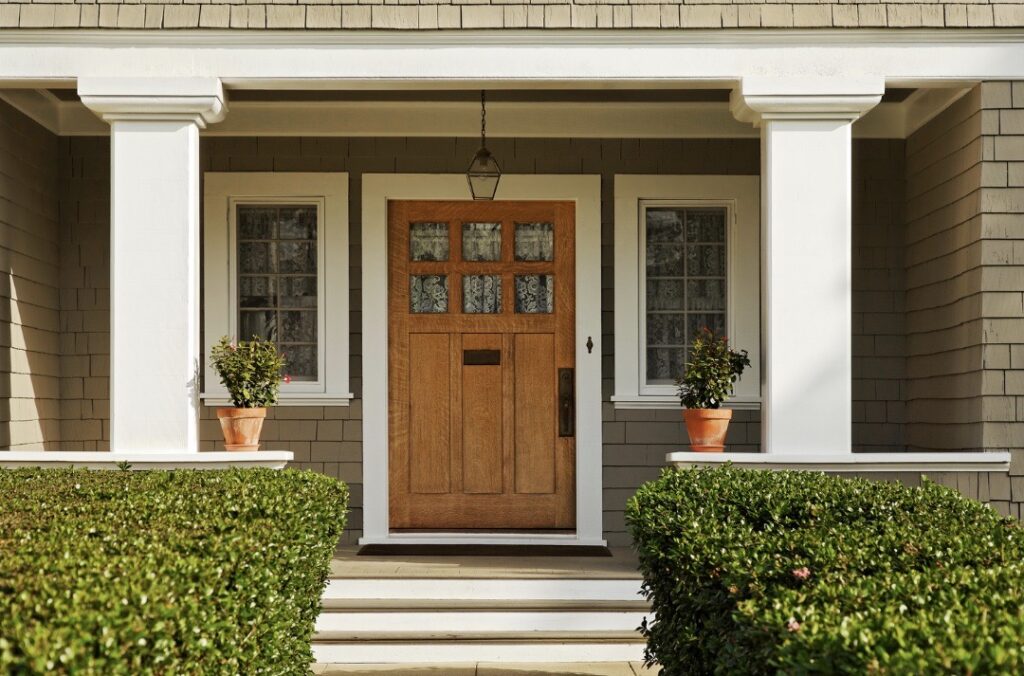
left=357, top=544, right=612, bottom=557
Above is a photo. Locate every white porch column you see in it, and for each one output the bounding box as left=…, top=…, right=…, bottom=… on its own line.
left=731, top=78, right=882, bottom=456
left=80, top=78, right=226, bottom=453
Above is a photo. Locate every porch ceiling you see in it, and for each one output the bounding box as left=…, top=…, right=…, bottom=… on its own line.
left=0, top=85, right=960, bottom=139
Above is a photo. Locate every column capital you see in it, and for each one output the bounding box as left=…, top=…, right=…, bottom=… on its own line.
left=78, top=77, right=226, bottom=128
left=730, top=76, right=884, bottom=126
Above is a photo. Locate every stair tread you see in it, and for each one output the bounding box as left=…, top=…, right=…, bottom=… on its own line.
left=314, top=630, right=645, bottom=642
left=320, top=599, right=650, bottom=611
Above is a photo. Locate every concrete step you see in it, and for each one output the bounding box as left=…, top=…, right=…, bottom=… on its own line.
left=315, top=573, right=649, bottom=663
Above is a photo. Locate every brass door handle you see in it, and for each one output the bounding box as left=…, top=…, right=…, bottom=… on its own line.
left=558, top=368, right=575, bottom=437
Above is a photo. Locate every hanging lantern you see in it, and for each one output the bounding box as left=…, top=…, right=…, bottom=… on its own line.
left=467, top=91, right=501, bottom=200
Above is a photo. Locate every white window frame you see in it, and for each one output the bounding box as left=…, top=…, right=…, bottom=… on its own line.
left=613, top=175, right=761, bottom=410
left=202, top=172, right=352, bottom=406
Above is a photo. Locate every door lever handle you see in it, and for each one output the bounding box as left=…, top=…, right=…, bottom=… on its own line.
left=558, top=368, right=575, bottom=437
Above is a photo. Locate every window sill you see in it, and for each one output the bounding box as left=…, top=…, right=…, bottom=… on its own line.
left=667, top=451, right=1011, bottom=473
left=0, top=451, right=293, bottom=470
left=200, top=393, right=354, bottom=407
left=612, top=395, right=761, bottom=411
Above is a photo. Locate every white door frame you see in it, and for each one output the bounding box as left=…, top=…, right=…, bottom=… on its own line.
left=360, top=174, right=604, bottom=546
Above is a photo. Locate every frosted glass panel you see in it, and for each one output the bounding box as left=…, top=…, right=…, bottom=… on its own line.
left=463, top=275, right=502, bottom=314
left=410, top=222, right=449, bottom=261
left=515, top=222, right=554, bottom=261
left=515, top=275, right=554, bottom=314
left=411, top=275, right=448, bottom=313
left=646, top=348, right=686, bottom=384
left=236, top=204, right=319, bottom=380
left=462, top=222, right=502, bottom=261
left=643, top=205, right=727, bottom=384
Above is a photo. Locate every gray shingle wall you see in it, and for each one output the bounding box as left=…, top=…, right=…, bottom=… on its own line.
left=52, top=133, right=922, bottom=543
left=3, top=2, right=1024, bottom=30
left=0, top=100, right=61, bottom=449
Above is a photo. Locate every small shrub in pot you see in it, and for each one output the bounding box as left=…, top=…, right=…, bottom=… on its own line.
left=676, top=327, right=750, bottom=451
left=210, top=335, right=288, bottom=451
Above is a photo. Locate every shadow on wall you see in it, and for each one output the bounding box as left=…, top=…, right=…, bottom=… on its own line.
left=0, top=254, right=63, bottom=450
left=0, top=99, right=63, bottom=450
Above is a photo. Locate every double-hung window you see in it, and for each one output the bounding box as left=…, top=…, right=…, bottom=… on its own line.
left=613, top=175, right=761, bottom=408
left=203, top=173, right=352, bottom=405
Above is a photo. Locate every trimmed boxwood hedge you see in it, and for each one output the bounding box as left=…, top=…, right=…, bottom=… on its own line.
left=0, top=468, right=347, bottom=674
left=627, top=466, right=1024, bottom=675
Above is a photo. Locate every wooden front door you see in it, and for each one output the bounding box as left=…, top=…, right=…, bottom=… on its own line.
left=388, top=200, right=576, bottom=530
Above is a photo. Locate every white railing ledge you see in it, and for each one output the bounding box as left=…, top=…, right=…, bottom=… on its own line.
left=667, top=451, right=1012, bottom=473
left=0, top=451, right=293, bottom=470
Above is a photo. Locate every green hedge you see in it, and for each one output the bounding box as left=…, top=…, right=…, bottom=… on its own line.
left=0, top=468, right=347, bottom=674
left=626, top=466, right=1024, bottom=675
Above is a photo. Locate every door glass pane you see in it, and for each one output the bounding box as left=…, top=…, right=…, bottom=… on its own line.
left=236, top=204, right=319, bottom=381
left=463, top=275, right=502, bottom=314
left=462, top=222, right=502, bottom=261
left=411, top=275, right=448, bottom=313
left=410, top=222, right=449, bottom=261
left=686, top=209, right=726, bottom=243
left=514, top=275, right=554, bottom=314
left=514, top=222, right=554, bottom=261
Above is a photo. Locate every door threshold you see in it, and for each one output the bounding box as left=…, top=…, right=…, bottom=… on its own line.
left=358, top=533, right=608, bottom=548
left=357, top=544, right=612, bottom=557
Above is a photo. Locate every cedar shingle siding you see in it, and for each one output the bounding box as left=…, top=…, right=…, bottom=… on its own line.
left=3, top=2, right=1024, bottom=30
left=0, top=100, right=61, bottom=449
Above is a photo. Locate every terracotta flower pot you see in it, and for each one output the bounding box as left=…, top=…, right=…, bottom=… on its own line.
left=217, top=407, right=267, bottom=451
left=683, top=408, right=733, bottom=452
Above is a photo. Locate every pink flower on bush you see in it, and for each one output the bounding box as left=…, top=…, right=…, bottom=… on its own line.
left=787, top=618, right=802, bottom=633
left=283, top=374, right=292, bottom=385
left=792, top=566, right=811, bottom=581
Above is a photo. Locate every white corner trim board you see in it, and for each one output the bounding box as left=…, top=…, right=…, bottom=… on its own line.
left=360, top=173, right=603, bottom=546
left=667, top=451, right=1012, bottom=473
left=0, top=451, right=294, bottom=470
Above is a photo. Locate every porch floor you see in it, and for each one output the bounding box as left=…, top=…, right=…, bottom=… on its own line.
left=330, top=547, right=643, bottom=580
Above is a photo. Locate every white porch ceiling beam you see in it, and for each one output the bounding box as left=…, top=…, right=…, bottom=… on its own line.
left=1, top=30, right=1024, bottom=84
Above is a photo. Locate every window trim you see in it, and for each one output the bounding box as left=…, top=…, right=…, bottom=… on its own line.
left=202, top=172, right=352, bottom=406
left=613, top=175, right=761, bottom=410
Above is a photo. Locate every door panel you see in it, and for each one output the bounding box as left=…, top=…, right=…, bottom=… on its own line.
left=389, top=200, right=575, bottom=530
left=514, top=333, right=556, bottom=495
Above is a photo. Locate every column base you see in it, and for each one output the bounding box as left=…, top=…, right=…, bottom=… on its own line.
left=0, top=451, right=293, bottom=470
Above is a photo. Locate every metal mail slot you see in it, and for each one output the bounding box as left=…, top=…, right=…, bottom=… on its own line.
left=464, top=349, right=501, bottom=366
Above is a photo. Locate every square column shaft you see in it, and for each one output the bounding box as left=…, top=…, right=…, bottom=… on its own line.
left=80, top=78, right=226, bottom=452
left=732, top=78, right=882, bottom=456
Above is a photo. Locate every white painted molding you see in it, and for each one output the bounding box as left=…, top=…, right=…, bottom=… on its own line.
left=731, top=77, right=885, bottom=125
left=610, top=397, right=760, bottom=411
left=0, top=451, right=293, bottom=470
left=667, top=451, right=1012, bottom=473
left=78, top=77, right=226, bottom=128
left=613, top=175, right=761, bottom=408
left=0, top=36, right=1017, bottom=87
left=203, top=172, right=352, bottom=406
left=359, top=174, right=603, bottom=546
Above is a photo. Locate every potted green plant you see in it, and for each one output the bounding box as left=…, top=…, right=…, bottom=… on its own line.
left=209, top=336, right=288, bottom=451
left=677, top=328, right=750, bottom=452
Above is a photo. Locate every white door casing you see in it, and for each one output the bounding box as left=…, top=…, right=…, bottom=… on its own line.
left=360, top=174, right=603, bottom=546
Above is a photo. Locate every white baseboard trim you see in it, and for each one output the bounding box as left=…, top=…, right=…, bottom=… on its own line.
left=0, top=451, right=294, bottom=470
left=667, top=451, right=1012, bottom=473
